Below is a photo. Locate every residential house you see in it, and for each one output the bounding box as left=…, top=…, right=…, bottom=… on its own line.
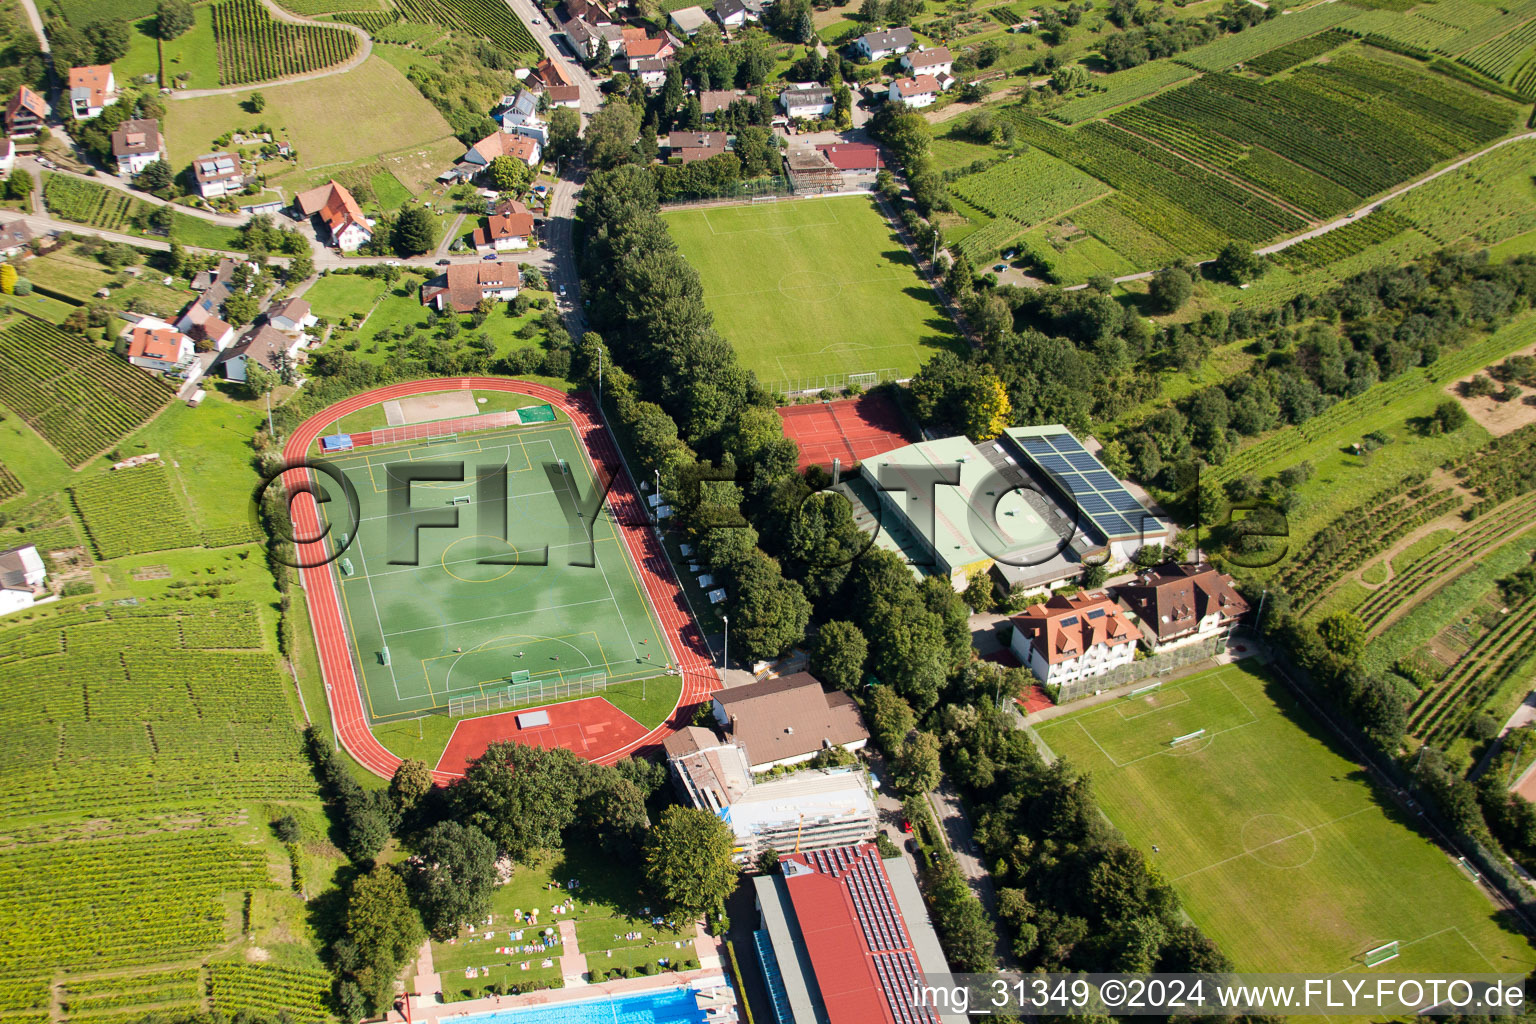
left=267, top=296, right=317, bottom=334
left=67, top=65, right=118, bottom=120
left=1115, top=562, right=1249, bottom=651
left=564, top=17, right=625, bottom=59
left=123, top=317, right=194, bottom=374
left=562, top=0, right=614, bottom=24
left=5, top=86, right=48, bottom=137
left=0, top=545, right=46, bottom=616
left=463, top=130, right=542, bottom=170
left=1009, top=590, right=1139, bottom=687
left=191, top=152, right=244, bottom=198
left=499, top=89, right=550, bottom=143
left=189, top=316, right=236, bottom=352
left=852, top=25, right=915, bottom=60
left=713, top=0, right=750, bottom=30
left=546, top=84, right=582, bottom=109
left=890, top=75, right=939, bottom=107
left=708, top=672, right=869, bottom=772
left=0, top=138, right=13, bottom=178
left=900, top=45, right=952, bottom=76
left=177, top=281, right=234, bottom=338
left=666, top=131, right=728, bottom=164
left=293, top=180, right=372, bottom=250
left=699, top=89, right=744, bottom=117
left=219, top=325, right=291, bottom=383
left=668, top=5, right=712, bottom=36
left=471, top=199, right=535, bottom=253
left=0, top=219, right=34, bottom=258
left=623, top=26, right=677, bottom=59
left=110, top=119, right=167, bottom=176
left=778, top=83, right=834, bottom=118
left=420, top=260, right=521, bottom=313
left=628, top=57, right=668, bottom=90
left=531, top=57, right=575, bottom=90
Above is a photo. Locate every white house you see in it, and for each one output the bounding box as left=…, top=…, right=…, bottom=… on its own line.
left=628, top=57, right=667, bottom=90
left=778, top=83, right=834, bottom=119
left=0, top=138, right=13, bottom=178
left=1009, top=591, right=1139, bottom=687
left=1115, top=562, right=1250, bottom=651
left=900, top=45, right=952, bottom=77
left=713, top=0, right=749, bottom=30
left=463, top=130, right=542, bottom=170
left=293, top=180, right=372, bottom=251
left=123, top=318, right=194, bottom=374
left=889, top=74, right=939, bottom=108
left=421, top=261, right=521, bottom=313
left=68, top=65, right=117, bottom=120
left=852, top=26, right=914, bottom=60
left=668, top=5, right=712, bottom=36
left=501, top=89, right=542, bottom=130
left=220, top=326, right=290, bottom=384
left=111, top=119, right=166, bottom=176
left=192, top=152, right=244, bottom=198
left=0, top=544, right=46, bottom=616
left=0, top=218, right=34, bottom=258
left=472, top=200, right=535, bottom=253
left=267, top=297, right=317, bottom=335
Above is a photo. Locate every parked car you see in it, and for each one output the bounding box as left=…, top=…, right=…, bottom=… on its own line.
left=437, top=259, right=450, bottom=265
left=483, top=254, right=498, bottom=261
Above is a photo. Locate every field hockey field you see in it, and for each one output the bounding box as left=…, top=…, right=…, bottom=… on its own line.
left=316, top=419, right=668, bottom=724
left=1035, top=663, right=1535, bottom=974
left=662, top=196, right=965, bottom=391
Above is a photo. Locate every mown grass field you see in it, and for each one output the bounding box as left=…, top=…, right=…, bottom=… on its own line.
left=115, top=12, right=223, bottom=90
left=663, top=196, right=964, bottom=388
left=1035, top=662, right=1536, bottom=974
left=163, top=56, right=456, bottom=195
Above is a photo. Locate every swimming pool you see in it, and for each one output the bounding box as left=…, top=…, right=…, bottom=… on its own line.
left=459, top=986, right=709, bottom=1024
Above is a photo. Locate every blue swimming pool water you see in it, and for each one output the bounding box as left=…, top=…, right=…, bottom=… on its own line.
left=460, top=986, right=707, bottom=1024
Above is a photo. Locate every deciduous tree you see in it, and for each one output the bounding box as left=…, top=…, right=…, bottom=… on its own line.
left=409, top=821, right=498, bottom=940
left=644, top=806, right=737, bottom=914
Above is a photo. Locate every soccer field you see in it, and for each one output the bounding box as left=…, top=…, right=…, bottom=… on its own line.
left=662, top=196, right=965, bottom=389
left=1035, top=663, right=1536, bottom=975
left=316, top=420, right=668, bottom=724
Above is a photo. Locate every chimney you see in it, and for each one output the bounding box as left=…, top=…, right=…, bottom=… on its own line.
left=729, top=714, right=738, bottom=733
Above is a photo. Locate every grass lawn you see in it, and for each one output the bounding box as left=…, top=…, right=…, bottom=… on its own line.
left=163, top=57, right=457, bottom=196
left=302, top=273, right=389, bottom=322
left=663, top=196, right=964, bottom=389
left=1391, top=528, right=1459, bottom=577
left=431, top=845, right=690, bottom=1001
left=371, top=170, right=413, bottom=208
left=26, top=244, right=196, bottom=317
left=115, top=11, right=221, bottom=91
left=930, top=130, right=1002, bottom=174
left=1035, top=662, right=1536, bottom=974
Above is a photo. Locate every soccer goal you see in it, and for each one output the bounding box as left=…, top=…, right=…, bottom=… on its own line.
left=450, top=495, right=471, bottom=505
left=379, top=646, right=391, bottom=667
left=1457, top=856, right=1481, bottom=882
left=1362, top=941, right=1399, bottom=967
left=422, top=433, right=459, bottom=446
left=848, top=371, right=877, bottom=389
left=1170, top=728, right=1206, bottom=746
left=1127, top=681, right=1163, bottom=698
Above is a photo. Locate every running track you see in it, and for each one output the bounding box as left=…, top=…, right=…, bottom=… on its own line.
left=282, top=378, right=717, bottom=782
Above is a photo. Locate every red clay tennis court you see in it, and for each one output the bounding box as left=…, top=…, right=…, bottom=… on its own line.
left=776, top=392, right=914, bottom=473
left=434, top=697, right=652, bottom=776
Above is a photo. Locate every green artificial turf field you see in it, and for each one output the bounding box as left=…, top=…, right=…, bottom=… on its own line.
left=662, top=196, right=965, bottom=390
left=1035, top=662, right=1536, bottom=974
left=317, top=418, right=668, bottom=723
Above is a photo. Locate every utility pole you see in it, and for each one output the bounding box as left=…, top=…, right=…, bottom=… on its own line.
left=265, top=391, right=273, bottom=436
left=722, top=613, right=729, bottom=682
left=597, top=344, right=602, bottom=410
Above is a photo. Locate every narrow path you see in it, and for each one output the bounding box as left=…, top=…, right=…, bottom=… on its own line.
left=23, top=158, right=249, bottom=226
left=436, top=212, right=467, bottom=257
left=168, top=0, right=372, bottom=100
left=15, top=0, right=47, bottom=52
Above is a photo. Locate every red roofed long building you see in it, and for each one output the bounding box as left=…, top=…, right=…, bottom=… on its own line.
left=471, top=200, right=534, bottom=253
left=68, top=65, right=118, bottom=120
left=123, top=318, right=193, bottom=373
left=421, top=261, right=520, bottom=313
left=5, top=86, right=48, bottom=137
left=753, top=844, right=951, bottom=1024
left=815, top=142, right=883, bottom=172
left=1009, top=589, right=1138, bottom=687
left=294, top=180, right=372, bottom=250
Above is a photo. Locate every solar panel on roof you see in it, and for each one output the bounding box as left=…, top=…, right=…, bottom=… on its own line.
left=1067, top=452, right=1099, bottom=471
left=1052, top=471, right=1085, bottom=493
left=1080, top=471, right=1114, bottom=490
left=1046, top=434, right=1083, bottom=451
left=1037, top=454, right=1072, bottom=473
left=1079, top=494, right=1113, bottom=515
left=1099, top=514, right=1134, bottom=535
left=1109, top=492, right=1144, bottom=512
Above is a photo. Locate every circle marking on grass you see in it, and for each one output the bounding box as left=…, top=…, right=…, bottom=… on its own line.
left=1241, top=813, right=1317, bottom=870
left=441, top=535, right=520, bottom=582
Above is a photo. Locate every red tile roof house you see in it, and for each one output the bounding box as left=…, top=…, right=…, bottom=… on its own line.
left=665, top=131, right=728, bottom=164
left=888, top=74, right=939, bottom=108
left=545, top=84, right=582, bottom=109
left=1115, top=562, right=1250, bottom=651
left=622, top=26, right=677, bottom=59
left=67, top=65, right=118, bottom=120
left=1009, top=590, right=1139, bottom=688
left=421, top=261, right=520, bottom=313
left=122, top=317, right=194, bottom=374
left=531, top=57, right=574, bottom=90
left=471, top=200, right=535, bottom=253
left=293, top=180, right=372, bottom=251
left=463, top=130, right=542, bottom=170
left=898, top=45, right=952, bottom=77
left=5, top=86, right=49, bottom=137
left=110, top=118, right=167, bottom=176
left=266, top=296, right=317, bottom=334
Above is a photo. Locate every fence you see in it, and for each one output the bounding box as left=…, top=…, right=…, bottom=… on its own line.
left=1053, top=635, right=1227, bottom=703
left=445, top=671, right=608, bottom=717
left=657, top=175, right=796, bottom=207
left=766, top=367, right=903, bottom=399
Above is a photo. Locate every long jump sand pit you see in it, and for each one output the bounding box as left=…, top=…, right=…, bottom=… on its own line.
left=384, top=391, right=481, bottom=426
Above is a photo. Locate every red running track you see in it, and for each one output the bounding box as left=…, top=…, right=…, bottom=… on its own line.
left=282, top=377, right=718, bottom=782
